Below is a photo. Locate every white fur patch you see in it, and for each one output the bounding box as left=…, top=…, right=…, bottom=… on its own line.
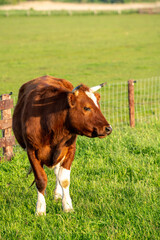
left=54, top=163, right=63, bottom=200
left=36, top=191, right=46, bottom=215
left=85, top=91, right=99, bottom=108
left=59, top=167, right=71, bottom=184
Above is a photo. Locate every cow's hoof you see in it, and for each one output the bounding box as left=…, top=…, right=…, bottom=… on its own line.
left=63, top=207, right=74, bottom=213
left=54, top=193, right=62, bottom=201
left=62, top=203, right=74, bottom=213
left=36, top=210, right=46, bottom=216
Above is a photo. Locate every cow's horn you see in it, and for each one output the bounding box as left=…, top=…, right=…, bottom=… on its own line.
left=90, top=82, right=107, bottom=92
left=72, top=84, right=82, bottom=93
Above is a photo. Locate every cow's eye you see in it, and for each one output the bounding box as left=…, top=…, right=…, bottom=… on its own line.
left=84, top=107, right=91, bottom=111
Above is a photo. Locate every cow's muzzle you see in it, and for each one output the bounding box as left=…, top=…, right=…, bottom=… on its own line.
left=92, top=125, right=112, bottom=138
left=105, top=125, right=112, bottom=135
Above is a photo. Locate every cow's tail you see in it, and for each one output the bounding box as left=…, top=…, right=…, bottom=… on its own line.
left=26, top=166, right=33, bottom=177
left=29, top=179, right=36, bottom=188
left=26, top=166, right=36, bottom=188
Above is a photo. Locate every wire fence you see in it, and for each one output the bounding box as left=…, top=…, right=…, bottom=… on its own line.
left=8, top=76, right=160, bottom=128
left=1, top=76, right=159, bottom=160
left=100, top=76, right=160, bottom=127
left=135, top=77, right=160, bottom=124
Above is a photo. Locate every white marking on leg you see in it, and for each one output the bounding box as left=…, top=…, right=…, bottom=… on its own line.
left=54, top=163, right=62, bottom=200
left=36, top=191, right=46, bottom=216
left=58, top=167, right=73, bottom=212
left=85, top=91, right=99, bottom=108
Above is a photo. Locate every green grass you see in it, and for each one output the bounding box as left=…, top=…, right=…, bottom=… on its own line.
left=0, top=14, right=160, bottom=96
left=0, top=14, right=160, bottom=239
left=0, top=124, right=160, bottom=239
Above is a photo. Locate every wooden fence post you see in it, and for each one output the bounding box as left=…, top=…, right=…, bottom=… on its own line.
left=0, top=93, right=15, bottom=161
left=128, top=80, right=135, bottom=127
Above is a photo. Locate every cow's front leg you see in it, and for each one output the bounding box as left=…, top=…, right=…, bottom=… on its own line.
left=27, top=148, right=47, bottom=216
left=58, top=166, right=73, bottom=212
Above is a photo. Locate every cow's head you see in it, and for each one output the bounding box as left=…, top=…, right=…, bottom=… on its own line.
left=67, top=83, right=112, bottom=138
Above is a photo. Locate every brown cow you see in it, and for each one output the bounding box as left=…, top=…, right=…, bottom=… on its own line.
left=13, top=75, right=112, bottom=215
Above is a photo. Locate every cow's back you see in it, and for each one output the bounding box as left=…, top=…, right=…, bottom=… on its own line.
left=13, top=76, right=73, bottom=149
left=18, top=75, right=73, bottom=97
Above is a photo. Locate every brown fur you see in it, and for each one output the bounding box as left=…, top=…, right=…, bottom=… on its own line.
left=13, top=75, right=111, bottom=196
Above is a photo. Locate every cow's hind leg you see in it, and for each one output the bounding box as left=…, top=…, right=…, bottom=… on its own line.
left=54, top=163, right=73, bottom=212
left=27, top=148, right=47, bottom=215
left=54, top=163, right=62, bottom=200
left=58, top=166, right=73, bottom=212
left=57, top=144, right=76, bottom=212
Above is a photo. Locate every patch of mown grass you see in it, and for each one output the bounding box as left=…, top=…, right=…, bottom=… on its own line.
left=0, top=124, right=160, bottom=239
left=0, top=14, right=160, bottom=95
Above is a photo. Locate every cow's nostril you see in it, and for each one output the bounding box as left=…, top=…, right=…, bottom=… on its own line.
left=105, top=125, right=112, bottom=133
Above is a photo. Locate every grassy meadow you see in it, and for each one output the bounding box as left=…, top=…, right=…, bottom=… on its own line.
left=1, top=125, right=160, bottom=239
left=0, top=14, right=160, bottom=95
left=0, top=13, right=160, bottom=239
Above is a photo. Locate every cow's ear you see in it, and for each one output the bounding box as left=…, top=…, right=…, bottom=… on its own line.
left=94, top=92, right=100, bottom=103
left=68, top=93, right=76, bottom=108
